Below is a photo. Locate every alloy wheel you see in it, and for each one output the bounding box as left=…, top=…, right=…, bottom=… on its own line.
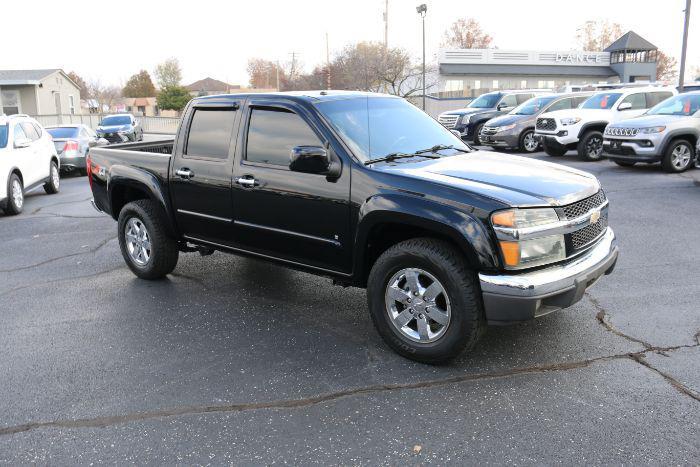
left=671, top=144, right=691, bottom=170
left=125, top=217, right=151, bottom=266
left=523, top=132, right=538, bottom=152
left=51, top=164, right=60, bottom=190
left=384, top=268, right=451, bottom=343
left=587, top=136, right=603, bottom=159
left=11, top=179, right=23, bottom=209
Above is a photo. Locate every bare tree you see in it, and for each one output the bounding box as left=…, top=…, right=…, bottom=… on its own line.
left=247, top=58, right=285, bottom=89
left=86, top=80, right=121, bottom=112
left=66, top=71, right=88, bottom=99
left=442, top=18, right=494, bottom=48
left=154, top=58, right=183, bottom=89
left=656, top=51, right=678, bottom=81
left=576, top=20, right=623, bottom=50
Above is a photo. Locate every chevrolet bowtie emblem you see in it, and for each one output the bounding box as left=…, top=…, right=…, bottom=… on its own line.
left=590, top=210, right=601, bottom=224
left=542, top=119, right=547, bottom=123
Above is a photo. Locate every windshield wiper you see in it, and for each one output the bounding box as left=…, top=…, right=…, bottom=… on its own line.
left=414, top=144, right=472, bottom=155
left=364, top=152, right=440, bottom=166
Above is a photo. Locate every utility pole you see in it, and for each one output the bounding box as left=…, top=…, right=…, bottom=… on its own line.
left=678, top=0, right=692, bottom=91
left=276, top=60, right=280, bottom=91
left=416, top=4, right=427, bottom=111
left=384, top=0, right=389, bottom=48
left=326, top=32, right=331, bottom=90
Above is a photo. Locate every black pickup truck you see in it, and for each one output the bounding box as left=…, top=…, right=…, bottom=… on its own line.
left=88, top=91, right=618, bottom=363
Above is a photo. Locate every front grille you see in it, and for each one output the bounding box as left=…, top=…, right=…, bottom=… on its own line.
left=536, top=117, right=556, bottom=131
left=570, top=211, right=608, bottom=250
left=481, top=126, right=498, bottom=136
left=103, top=133, right=125, bottom=144
left=438, top=115, right=459, bottom=128
left=561, top=190, right=607, bottom=220
left=605, top=127, right=639, bottom=137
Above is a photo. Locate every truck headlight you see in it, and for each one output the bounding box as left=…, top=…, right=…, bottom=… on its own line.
left=460, top=114, right=471, bottom=124
left=560, top=117, right=581, bottom=126
left=491, top=208, right=566, bottom=269
left=497, top=123, right=516, bottom=132
left=639, top=126, right=666, bottom=134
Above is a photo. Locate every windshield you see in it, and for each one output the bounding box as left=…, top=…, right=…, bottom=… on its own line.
left=647, top=94, right=700, bottom=116
left=468, top=93, right=501, bottom=109
left=47, top=127, right=80, bottom=139
left=100, top=116, right=131, bottom=126
left=0, top=125, right=7, bottom=149
left=316, top=96, right=470, bottom=162
left=581, top=93, right=622, bottom=110
left=512, top=96, right=557, bottom=115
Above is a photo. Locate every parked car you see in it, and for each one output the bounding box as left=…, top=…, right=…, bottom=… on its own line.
left=438, top=90, right=550, bottom=144
left=480, top=92, right=593, bottom=153
left=96, top=114, right=143, bottom=144
left=535, top=87, right=677, bottom=160
left=45, top=124, right=107, bottom=175
left=88, top=91, right=618, bottom=364
left=0, top=114, right=60, bottom=215
left=677, top=82, right=700, bottom=93
left=603, top=92, right=700, bottom=172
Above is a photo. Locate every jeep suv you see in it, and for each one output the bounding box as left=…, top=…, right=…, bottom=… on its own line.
left=603, top=92, right=700, bottom=172
left=535, top=87, right=676, bottom=161
left=438, top=90, right=549, bottom=145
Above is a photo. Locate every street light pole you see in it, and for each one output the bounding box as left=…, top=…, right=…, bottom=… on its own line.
left=417, top=4, right=427, bottom=111
left=678, top=0, right=692, bottom=92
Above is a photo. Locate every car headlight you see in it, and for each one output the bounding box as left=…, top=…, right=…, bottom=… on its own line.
left=560, top=117, right=581, bottom=126
left=491, top=208, right=566, bottom=270
left=117, top=129, right=130, bottom=134
left=496, top=123, right=516, bottom=132
left=460, top=114, right=471, bottom=124
left=639, top=126, right=666, bottom=134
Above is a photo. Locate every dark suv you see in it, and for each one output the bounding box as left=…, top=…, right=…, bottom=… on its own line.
left=438, top=90, right=549, bottom=144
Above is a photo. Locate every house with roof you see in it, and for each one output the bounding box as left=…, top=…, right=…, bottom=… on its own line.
left=184, top=77, right=240, bottom=96
left=0, top=69, right=82, bottom=116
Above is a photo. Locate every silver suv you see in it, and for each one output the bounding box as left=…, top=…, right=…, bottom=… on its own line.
left=603, top=92, right=700, bottom=172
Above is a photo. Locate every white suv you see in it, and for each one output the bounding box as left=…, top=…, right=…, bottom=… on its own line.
left=0, top=114, right=60, bottom=215
left=535, top=87, right=677, bottom=160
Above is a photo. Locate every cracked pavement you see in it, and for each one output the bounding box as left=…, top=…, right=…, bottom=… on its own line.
left=0, top=153, right=699, bottom=464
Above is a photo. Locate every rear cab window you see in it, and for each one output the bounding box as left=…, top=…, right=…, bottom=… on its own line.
left=185, top=109, right=237, bottom=160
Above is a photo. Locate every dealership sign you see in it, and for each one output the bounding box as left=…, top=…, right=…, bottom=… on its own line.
left=555, top=53, right=603, bottom=64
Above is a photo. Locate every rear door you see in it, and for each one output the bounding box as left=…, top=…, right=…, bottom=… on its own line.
left=169, top=99, right=242, bottom=245
left=229, top=99, right=352, bottom=273
left=13, top=123, right=40, bottom=186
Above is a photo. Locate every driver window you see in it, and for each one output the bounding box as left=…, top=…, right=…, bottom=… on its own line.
left=13, top=124, right=28, bottom=143
left=499, top=95, right=517, bottom=108
left=546, top=98, right=573, bottom=112
left=619, top=93, right=646, bottom=110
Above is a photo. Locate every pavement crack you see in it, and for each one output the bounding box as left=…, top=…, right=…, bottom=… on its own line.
left=30, top=196, right=93, bottom=214
left=587, top=293, right=654, bottom=349
left=0, top=236, right=116, bottom=273
left=0, top=265, right=124, bottom=299
left=628, top=353, right=700, bottom=402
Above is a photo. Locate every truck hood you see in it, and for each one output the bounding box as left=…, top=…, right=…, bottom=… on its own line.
left=608, top=114, right=689, bottom=128
left=380, top=150, right=600, bottom=207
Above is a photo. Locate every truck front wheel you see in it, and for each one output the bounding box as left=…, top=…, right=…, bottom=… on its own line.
left=118, top=199, right=179, bottom=280
left=577, top=131, right=605, bottom=161
left=367, top=238, right=485, bottom=364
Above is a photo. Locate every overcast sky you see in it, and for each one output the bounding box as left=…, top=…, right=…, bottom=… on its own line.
left=3, top=0, right=698, bottom=87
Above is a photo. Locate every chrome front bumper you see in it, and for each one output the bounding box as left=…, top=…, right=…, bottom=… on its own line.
left=479, top=227, right=618, bottom=324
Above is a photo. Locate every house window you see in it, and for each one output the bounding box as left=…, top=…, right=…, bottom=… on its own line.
left=138, top=105, right=146, bottom=115
left=69, top=95, right=75, bottom=115
left=492, top=80, right=499, bottom=89
left=520, top=80, right=527, bottom=88
left=1, top=90, right=20, bottom=115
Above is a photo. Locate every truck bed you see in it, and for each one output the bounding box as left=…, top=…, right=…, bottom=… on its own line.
left=107, top=138, right=175, bottom=155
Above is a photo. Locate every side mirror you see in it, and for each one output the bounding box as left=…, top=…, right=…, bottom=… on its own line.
left=618, top=102, right=632, bottom=111
left=497, top=104, right=511, bottom=111
left=289, top=145, right=332, bottom=175
left=14, top=138, right=31, bottom=149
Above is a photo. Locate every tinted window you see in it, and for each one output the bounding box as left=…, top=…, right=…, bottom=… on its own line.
left=499, top=95, right=517, bottom=108
left=185, top=109, right=236, bottom=159
left=13, top=124, right=27, bottom=142
left=0, top=125, right=7, bottom=148
left=546, top=97, right=574, bottom=112
left=573, top=96, right=590, bottom=107
left=646, top=92, right=674, bottom=107
left=619, top=93, right=646, bottom=110
left=512, top=96, right=557, bottom=115
left=100, top=116, right=132, bottom=126
left=647, top=94, right=700, bottom=116
left=468, top=93, right=501, bottom=108
left=246, top=108, right=321, bottom=166
left=581, top=93, right=622, bottom=109
left=47, top=127, right=80, bottom=139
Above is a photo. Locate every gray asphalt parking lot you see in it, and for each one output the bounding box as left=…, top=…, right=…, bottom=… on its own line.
left=1, top=149, right=699, bottom=464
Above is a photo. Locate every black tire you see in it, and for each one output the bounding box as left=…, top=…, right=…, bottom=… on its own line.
left=542, top=139, right=567, bottom=157
left=367, top=238, right=485, bottom=364
left=117, top=199, right=179, bottom=280
left=577, top=130, right=605, bottom=161
left=613, top=160, right=636, bottom=167
left=5, top=173, right=24, bottom=215
left=43, top=161, right=60, bottom=194
left=518, top=129, right=539, bottom=153
left=472, top=123, right=485, bottom=145
left=661, top=139, right=695, bottom=173
left=79, top=168, right=88, bottom=176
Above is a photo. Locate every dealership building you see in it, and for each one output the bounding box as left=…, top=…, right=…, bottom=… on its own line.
left=437, top=31, right=659, bottom=98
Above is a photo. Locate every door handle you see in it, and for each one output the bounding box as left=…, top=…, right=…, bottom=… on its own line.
left=176, top=168, right=194, bottom=179
left=235, top=176, right=259, bottom=187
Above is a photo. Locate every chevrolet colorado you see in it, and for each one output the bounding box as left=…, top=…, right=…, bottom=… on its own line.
left=88, top=91, right=618, bottom=363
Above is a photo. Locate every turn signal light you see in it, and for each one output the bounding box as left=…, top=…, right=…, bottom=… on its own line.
left=499, top=241, right=520, bottom=267
left=492, top=210, right=515, bottom=228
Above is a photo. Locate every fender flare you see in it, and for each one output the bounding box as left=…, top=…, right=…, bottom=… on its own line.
left=659, top=129, right=700, bottom=155
left=577, top=121, right=609, bottom=139
left=353, top=193, right=500, bottom=284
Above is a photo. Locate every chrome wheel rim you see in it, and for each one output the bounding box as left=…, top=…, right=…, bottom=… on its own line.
left=384, top=268, right=451, bottom=343
left=51, top=164, right=59, bottom=189
left=11, top=179, right=23, bottom=209
left=523, top=132, right=538, bottom=152
left=586, top=136, right=603, bottom=159
left=671, top=145, right=691, bottom=169
left=125, top=218, right=151, bottom=266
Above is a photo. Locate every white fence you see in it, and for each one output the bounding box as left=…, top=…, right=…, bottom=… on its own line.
left=406, top=96, right=473, bottom=118
left=30, top=114, right=180, bottom=134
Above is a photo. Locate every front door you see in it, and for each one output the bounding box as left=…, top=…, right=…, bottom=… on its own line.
left=169, top=100, right=242, bottom=245
left=230, top=100, right=351, bottom=274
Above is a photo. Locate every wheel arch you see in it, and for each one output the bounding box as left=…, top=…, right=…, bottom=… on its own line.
left=577, top=121, right=609, bottom=138
left=661, top=132, right=698, bottom=156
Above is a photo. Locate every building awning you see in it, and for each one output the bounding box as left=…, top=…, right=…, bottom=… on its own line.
left=440, top=63, right=617, bottom=77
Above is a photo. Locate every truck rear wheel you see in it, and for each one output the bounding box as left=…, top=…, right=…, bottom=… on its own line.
left=118, top=199, right=179, bottom=280
left=367, top=238, right=485, bottom=364
left=577, top=130, right=604, bottom=161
